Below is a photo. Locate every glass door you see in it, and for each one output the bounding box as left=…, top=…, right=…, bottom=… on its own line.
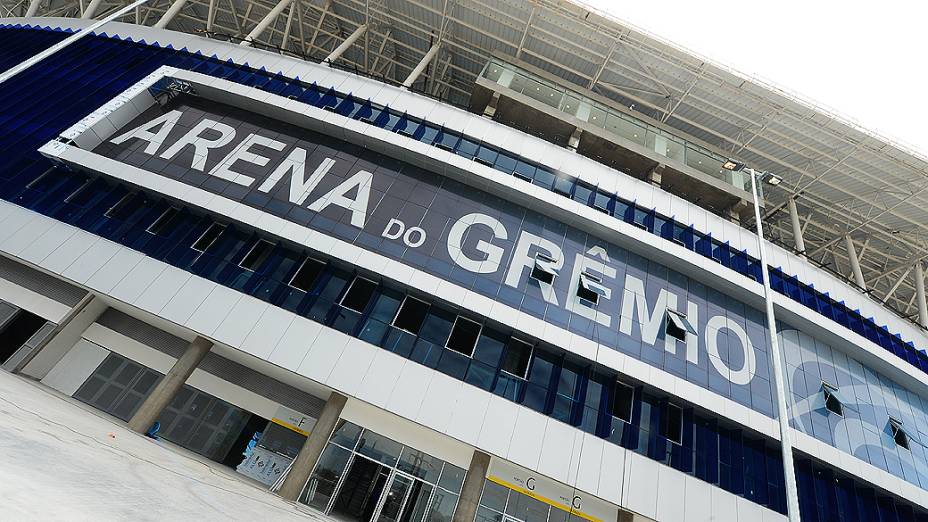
left=374, top=472, right=414, bottom=522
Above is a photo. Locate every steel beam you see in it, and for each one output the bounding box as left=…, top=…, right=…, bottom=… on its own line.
left=787, top=198, right=805, bottom=254
left=25, top=0, right=41, bottom=17
left=845, top=235, right=866, bottom=290
left=240, top=0, right=293, bottom=47
left=916, top=262, right=928, bottom=328
left=81, top=0, right=104, bottom=18
left=402, top=41, right=439, bottom=89
left=153, top=0, right=186, bottom=28
left=323, top=23, right=367, bottom=63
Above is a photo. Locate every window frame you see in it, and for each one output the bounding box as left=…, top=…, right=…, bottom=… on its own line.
left=63, top=179, right=92, bottom=204
left=612, top=379, right=635, bottom=424
left=190, top=222, right=225, bottom=253
left=577, top=272, right=603, bottom=305
left=391, top=295, right=431, bottom=336
left=529, top=253, right=558, bottom=285
left=889, top=417, right=910, bottom=450
left=662, top=401, right=684, bottom=445
left=499, top=337, right=534, bottom=380
left=821, top=381, right=843, bottom=417
left=104, top=192, right=135, bottom=218
left=238, top=238, right=274, bottom=272
left=145, top=206, right=180, bottom=235
left=665, top=309, right=694, bottom=342
left=338, top=275, right=379, bottom=313
left=444, top=316, right=483, bottom=358
left=288, top=255, right=327, bottom=292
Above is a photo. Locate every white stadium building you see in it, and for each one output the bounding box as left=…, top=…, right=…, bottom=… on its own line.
left=0, top=1, right=926, bottom=521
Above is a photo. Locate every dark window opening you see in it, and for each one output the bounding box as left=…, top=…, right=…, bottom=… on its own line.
left=146, top=207, right=179, bottom=235
left=64, top=179, right=92, bottom=204
left=191, top=223, right=225, bottom=252
left=661, top=402, right=683, bottom=444
left=289, top=257, right=326, bottom=292
left=104, top=192, right=135, bottom=219
left=577, top=272, right=602, bottom=305
left=239, top=239, right=274, bottom=271
left=822, top=383, right=843, bottom=417
left=501, top=338, right=533, bottom=378
left=612, top=381, right=634, bottom=423
left=890, top=418, right=909, bottom=450
left=530, top=253, right=557, bottom=285
left=392, top=296, right=430, bottom=335
left=446, top=317, right=482, bottom=357
left=665, top=310, right=692, bottom=342
left=340, top=276, right=378, bottom=313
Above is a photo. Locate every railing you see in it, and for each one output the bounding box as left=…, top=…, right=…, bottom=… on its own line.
left=481, top=59, right=751, bottom=192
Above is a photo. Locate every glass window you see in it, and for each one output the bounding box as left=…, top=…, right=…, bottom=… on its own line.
left=445, top=317, right=482, bottom=357
left=572, top=183, right=593, bottom=205
left=289, top=257, right=326, bottom=292
left=300, top=443, right=352, bottom=510
left=500, top=338, right=532, bottom=379
left=63, top=179, right=92, bottom=204
left=456, top=138, right=479, bottom=159
left=419, top=309, right=456, bottom=346
left=437, top=464, right=466, bottom=493
left=532, top=167, right=556, bottom=189
left=393, top=296, right=431, bottom=335
left=434, top=130, right=460, bottom=151
left=553, top=175, right=573, bottom=196
left=340, top=276, right=378, bottom=313
left=478, top=480, right=509, bottom=512
left=513, top=161, right=536, bottom=181
left=330, top=420, right=363, bottom=449
left=613, top=380, right=634, bottom=423
left=592, top=190, right=611, bottom=213
left=661, top=402, right=683, bottom=444
left=239, top=239, right=274, bottom=271
left=493, top=154, right=517, bottom=175
left=191, top=222, right=225, bottom=252
left=822, top=383, right=843, bottom=417
left=472, top=329, right=507, bottom=366
left=475, top=146, right=498, bottom=167
left=426, top=488, right=459, bottom=522
left=369, top=288, right=403, bottom=324
left=356, top=430, right=403, bottom=466
left=104, top=192, right=135, bottom=219
left=505, top=489, right=549, bottom=522
left=146, top=207, right=179, bottom=235
left=397, top=447, right=443, bottom=483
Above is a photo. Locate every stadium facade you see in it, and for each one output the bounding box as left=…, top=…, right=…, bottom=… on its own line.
left=1, top=2, right=928, bottom=521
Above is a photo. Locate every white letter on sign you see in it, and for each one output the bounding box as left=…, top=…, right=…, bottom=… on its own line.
left=446, top=213, right=508, bottom=274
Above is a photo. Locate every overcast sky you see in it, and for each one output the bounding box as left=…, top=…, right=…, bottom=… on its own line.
left=584, top=0, right=928, bottom=156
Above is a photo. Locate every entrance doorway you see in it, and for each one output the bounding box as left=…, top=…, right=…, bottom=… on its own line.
left=330, top=456, right=434, bottom=522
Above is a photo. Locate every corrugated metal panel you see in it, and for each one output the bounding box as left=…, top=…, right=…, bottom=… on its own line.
left=0, top=255, right=86, bottom=307
left=96, top=308, right=325, bottom=418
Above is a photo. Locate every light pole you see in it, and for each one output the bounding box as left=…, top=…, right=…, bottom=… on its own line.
left=724, top=160, right=800, bottom=521
left=0, top=0, right=153, bottom=87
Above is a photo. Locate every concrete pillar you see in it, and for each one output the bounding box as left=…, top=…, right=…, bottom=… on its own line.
left=482, top=92, right=500, bottom=119
left=127, top=336, right=212, bottom=433
left=567, top=128, right=582, bottom=152
left=322, top=24, right=367, bottom=63
left=647, top=164, right=664, bottom=187
left=452, top=450, right=491, bottom=522
left=278, top=392, right=348, bottom=501
left=17, top=294, right=107, bottom=379
left=916, top=262, right=928, bottom=329
left=787, top=198, right=805, bottom=254
left=845, top=235, right=866, bottom=290
left=240, top=0, right=293, bottom=47
left=403, top=43, right=441, bottom=89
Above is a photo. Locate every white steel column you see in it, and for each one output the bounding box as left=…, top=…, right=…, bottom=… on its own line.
left=240, top=0, right=293, bottom=47
left=322, top=24, right=367, bottom=64
left=748, top=168, right=801, bottom=522
left=916, top=262, right=928, bottom=329
left=154, top=0, right=187, bottom=28
left=81, top=0, right=105, bottom=19
left=1, top=0, right=152, bottom=86
left=787, top=198, right=805, bottom=254
left=402, top=43, right=440, bottom=89
left=25, top=0, right=42, bottom=17
left=845, top=235, right=866, bottom=290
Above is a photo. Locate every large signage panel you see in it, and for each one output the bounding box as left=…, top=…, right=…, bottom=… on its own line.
left=94, top=96, right=776, bottom=418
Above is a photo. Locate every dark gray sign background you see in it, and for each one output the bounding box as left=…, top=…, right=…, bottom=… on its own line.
left=92, top=96, right=777, bottom=418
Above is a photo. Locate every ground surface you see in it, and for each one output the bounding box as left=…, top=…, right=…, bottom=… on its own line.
left=0, top=370, right=327, bottom=521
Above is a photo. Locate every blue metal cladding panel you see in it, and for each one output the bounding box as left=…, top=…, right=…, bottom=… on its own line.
left=0, top=24, right=927, bottom=520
